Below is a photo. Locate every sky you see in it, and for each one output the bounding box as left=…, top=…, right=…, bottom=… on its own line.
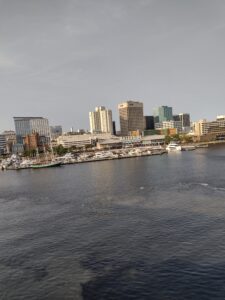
left=0, top=0, right=225, bottom=132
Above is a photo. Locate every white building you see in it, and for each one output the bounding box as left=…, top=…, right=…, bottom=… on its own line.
left=1, top=131, right=16, bottom=153
left=141, top=135, right=165, bottom=145
left=155, top=120, right=182, bottom=133
left=217, top=115, right=225, bottom=121
left=57, top=133, right=114, bottom=148
left=120, top=135, right=165, bottom=146
left=193, top=118, right=225, bottom=137
left=89, top=106, right=113, bottom=134
left=192, top=120, right=208, bottom=136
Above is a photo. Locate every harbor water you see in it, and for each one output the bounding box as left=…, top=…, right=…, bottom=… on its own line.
left=1, top=145, right=225, bottom=299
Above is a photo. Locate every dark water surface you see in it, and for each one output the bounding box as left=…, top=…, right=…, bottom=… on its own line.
left=1, top=145, right=225, bottom=299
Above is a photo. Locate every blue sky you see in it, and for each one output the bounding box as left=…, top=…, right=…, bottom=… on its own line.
left=0, top=0, right=225, bottom=132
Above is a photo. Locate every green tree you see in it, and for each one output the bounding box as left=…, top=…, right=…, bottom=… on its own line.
left=171, top=134, right=181, bottom=141
left=182, top=135, right=193, bottom=143
left=53, top=145, right=68, bottom=156
left=165, top=135, right=172, bottom=144
left=24, top=149, right=37, bottom=157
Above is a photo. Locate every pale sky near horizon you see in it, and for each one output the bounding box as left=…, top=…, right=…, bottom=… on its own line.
left=0, top=0, right=225, bottom=132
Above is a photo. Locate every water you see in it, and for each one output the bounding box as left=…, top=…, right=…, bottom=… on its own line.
left=1, top=145, right=225, bottom=299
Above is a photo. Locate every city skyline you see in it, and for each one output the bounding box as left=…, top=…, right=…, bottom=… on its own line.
left=1, top=0, right=225, bottom=132
left=1, top=99, right=224, bottom=133
left=1, top=2, right=225, bottom=298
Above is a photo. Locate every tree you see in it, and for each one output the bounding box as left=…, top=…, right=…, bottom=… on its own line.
left=171, top=134, right=181, bottom=141
left=182, top=135, right=193, bottom=143
left=53, top=145, right=68, bottom=156
left=165, top=135, right=172, bottom=144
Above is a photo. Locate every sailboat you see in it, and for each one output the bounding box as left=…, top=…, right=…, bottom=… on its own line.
left=31, top=160, right=61, bottom=169
left=31, top=161, right=61, bottom=169
left=31, top=142, right=61, bottom=169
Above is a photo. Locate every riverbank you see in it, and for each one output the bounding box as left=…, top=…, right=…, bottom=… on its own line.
left=1, top=141, right=224, bottom=171
left=4, top=147, right=167, bottom=170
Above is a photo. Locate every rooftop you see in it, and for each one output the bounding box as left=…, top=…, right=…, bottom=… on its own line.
left=13, top=117, right=46, bottom=120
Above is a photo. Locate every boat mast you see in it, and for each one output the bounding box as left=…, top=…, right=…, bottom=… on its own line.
left=36, top=148, right=40, bottom=163
left=49, top=130, right=54, bottom=160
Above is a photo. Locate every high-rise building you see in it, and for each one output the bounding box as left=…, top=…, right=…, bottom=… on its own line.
left=144, top=116, right=155, bottom=130
left=0, top=134, right=6, bottom=155
left=118, top=101, right=144, bottom=136
left=89, top=106, right=113, bottom=134
left=14, top=117, right=51, bottom=144
left=154, top=106, right=173, bottom=123
left=193, top=119, right=208, bottom=136
left=89, top=109, right=100, bottom=133
left=173, top=113, right=191, bottom=132
left=173, top=115, right=180, bottom=121
left=179, top=113, right=190, bottom=127
left=1, top=131, right=16, bottom=153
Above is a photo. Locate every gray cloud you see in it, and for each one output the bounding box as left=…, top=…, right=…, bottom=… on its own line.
left=0, top=0, right=225, bottom=131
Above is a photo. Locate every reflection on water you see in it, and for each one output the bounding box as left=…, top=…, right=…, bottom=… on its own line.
left=1, top=145, right=225, bottom=299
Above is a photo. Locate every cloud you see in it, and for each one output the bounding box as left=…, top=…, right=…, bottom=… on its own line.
left=210, top=23, right=225, bottom=32
left=0, top=53, right=15, bottom=68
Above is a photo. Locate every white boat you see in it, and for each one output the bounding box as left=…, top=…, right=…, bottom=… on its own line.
left=182, top=145, right=196, bottom=151
left=94, top=152, right=111, bottom=159
left=166, top=142, right=182, bottom=152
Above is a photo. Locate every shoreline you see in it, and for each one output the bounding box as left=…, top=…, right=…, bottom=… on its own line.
left=1, top=141, right=225, bottom=171
left=4, top=149, right=167, bottom=170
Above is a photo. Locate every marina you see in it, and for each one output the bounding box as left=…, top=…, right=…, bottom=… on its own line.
left=0, top=146, right=167, bottom=170
left=0, top=142, right=214, bottom=171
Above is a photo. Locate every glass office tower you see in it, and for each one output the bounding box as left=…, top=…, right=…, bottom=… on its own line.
left=154, top=106, right=173, bottom=122
left=14, top=117, right=51, bottom=144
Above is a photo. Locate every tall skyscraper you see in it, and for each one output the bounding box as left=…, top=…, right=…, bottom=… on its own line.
left=89, top=106, right=113, bottom=134
left=118, top=101, right=144, bottom=136
left=154, top=106, right=173, bottom=122
left=14, top=117, right=51, bottom=144
left=179, top=113, right=191, bottom=127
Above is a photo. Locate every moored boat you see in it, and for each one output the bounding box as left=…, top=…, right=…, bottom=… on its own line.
left=182, top=145, right=196, bottom=151
left=166, top=142, right=182, bottom=152
left=31, top=161, right=61, bottom=169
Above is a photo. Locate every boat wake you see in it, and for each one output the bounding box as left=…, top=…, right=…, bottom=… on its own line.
left=199, top=183, right=209, bottom=187
left=177, top=182, right=225, bottom=193
left=197, top=182, right=225, bottom=192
